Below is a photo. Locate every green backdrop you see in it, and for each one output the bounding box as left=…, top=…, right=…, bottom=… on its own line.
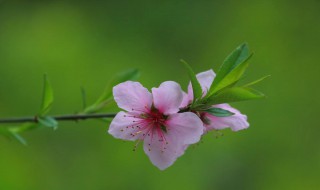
left=0, top=0, right=319, bottom=189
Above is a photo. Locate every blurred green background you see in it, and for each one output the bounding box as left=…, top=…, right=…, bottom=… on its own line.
left=0, top=0, right=319, bottom=189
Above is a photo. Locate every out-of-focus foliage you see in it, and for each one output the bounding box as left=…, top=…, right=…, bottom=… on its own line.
left=0, top=0, right=319, bottom=190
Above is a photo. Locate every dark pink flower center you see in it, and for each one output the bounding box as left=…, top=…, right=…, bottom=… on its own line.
left=123, top=107, right=170, bottom=152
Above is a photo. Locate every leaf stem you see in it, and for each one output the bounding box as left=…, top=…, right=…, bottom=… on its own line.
left=0, top=113, right=117, bottom=125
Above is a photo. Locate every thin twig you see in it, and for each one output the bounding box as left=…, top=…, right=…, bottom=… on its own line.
left=0, top=113, right=117, bottom=124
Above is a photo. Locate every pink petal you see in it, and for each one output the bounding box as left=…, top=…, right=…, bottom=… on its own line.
left=165, top=112, right=203, bottom=144
left=143, top=130, right=186, bottom=170
left=113, top=81, right=152, bottom=113
left=152, top=81, right=183, bottom=115
left=108, top=111, right=147, bottom=141
left=187, top=69, right=216, bottom=101
left=204, top=104, right=249, bottom=132
left=180, top=91, right=191, bottom=108
left=143, top=112, right=203, bottom=170
left=196, top=69, right=216, bottom=93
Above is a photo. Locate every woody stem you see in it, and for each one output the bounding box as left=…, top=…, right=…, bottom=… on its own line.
left=0, top=113, right=117, bottom=125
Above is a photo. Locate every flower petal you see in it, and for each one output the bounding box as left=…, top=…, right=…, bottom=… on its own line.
left=143, top=112, right=203, bottom=170
left=108, top=111, right=149, bottom=141
left=143, top=130, right=186, bottom=170
left=152, top=81, right=183, bottom=115
left=187, top=69, right=216, bottom=100
left=204, top=104, right=249, bottom=132
left=113, top=81, right=152, bottom=113
left=180, top=91, right=191, bottom=108
left=196, top=69, right=216, bottom=93
left=166, top=112, right=204, bottom=144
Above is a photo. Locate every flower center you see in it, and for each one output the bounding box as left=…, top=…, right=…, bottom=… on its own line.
left=152, top=111, right=165, bottom=121
left=124, top=107, right=170, bottom=152
left=143, top=108, right=167, bottom=132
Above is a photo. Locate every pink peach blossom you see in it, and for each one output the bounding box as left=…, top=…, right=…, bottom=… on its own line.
left=181, top=70, right=249, bottom=132
left=109, top=81, right=203, bottom=170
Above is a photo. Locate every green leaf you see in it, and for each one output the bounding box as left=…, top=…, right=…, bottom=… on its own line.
left=207, top=87, right=265, bottom=105
left=84, top=69, right=140, bottom=113
left=96, top=69, right=140, bottom=103
left=8, top=123, right=37, bottom=133
left=1, top=128, right=28, bottom=145
left=40, top=74, right=54, bottom=115
left=208, top=43, right=251, bottom=95
left=204, top=107, right=235, bottom=117
left=9, top=132, right=27, bottom=146
left=38, top=116, right=58, bottom=130
left=213, top=43, right=249, bottom=83
left=209, top=53, right=253, bottom=96
left=180, top=59, right=203, bottom=102
left=243, top=75, right=270, bottom=87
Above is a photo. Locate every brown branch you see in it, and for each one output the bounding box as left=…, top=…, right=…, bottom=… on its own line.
left=0, top=113, right=117, bottom=125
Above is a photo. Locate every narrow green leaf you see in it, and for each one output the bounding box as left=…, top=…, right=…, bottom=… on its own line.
left=204, top=107, right=235, bottom=117
left=243, top=75, right=271, bottom=87
left=209, top=53, right=253, bottom=96
left=8, top=123, right=37, bottom=133
left=211, top=43, right=249, bottom=83
left=208, top=43, right=250, bottom=95
left=96, top=69, right=140, bottom=104
left=2, top=128, right=28, bottom=145
left=180, top=59, right=203, bottom=102
left=40, top=74, right=54, bottom=115
left=0, top=123, right=40, bottom=145
left=10, top=132, right=27, bottom=145
left=38, top=116, right=58, bottom=130
left=84, top=69, right=140, bottom=113
left=207, top=87, right=265, bottom=105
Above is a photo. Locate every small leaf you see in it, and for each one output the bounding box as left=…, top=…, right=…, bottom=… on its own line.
left=213, top=43, right=249, bottom=83
left=8, top=123, right=37, bottom=133
left=208, top=43, right=251, bottom=95
left=38, top=116, right=58, bottom=130
left=96, top=69, right=140, bottom=104
left=9, top=132, right=27, bottom=145
left=204, top=107, right=235, bottom=117
left=243, top=75, right=270, bottom=87
left=40, top=74, right=54, bottom=115
left=207, top=87, right=265, bottom=105
left=180, top=59, right=203, bottom=102
left=2, top=128, right=28, bottom=145
left=84, top=69, right=140, bottom=113
left=209, top=53, right=253, bottom=96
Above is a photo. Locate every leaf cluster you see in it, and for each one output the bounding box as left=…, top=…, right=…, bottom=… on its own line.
left=181, top=43, right=268, bottom=116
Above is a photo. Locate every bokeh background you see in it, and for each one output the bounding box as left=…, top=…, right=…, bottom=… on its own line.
left=0, top=0, right=319, bottom=189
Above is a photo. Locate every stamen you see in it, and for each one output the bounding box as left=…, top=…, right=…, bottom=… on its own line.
left=131, top=106, right=149, bottom=113
left=133, top=140, right=142, bottom=151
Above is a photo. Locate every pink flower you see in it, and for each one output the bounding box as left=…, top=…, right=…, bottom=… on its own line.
left=109, top=81, right=203, bottom=170
left=181, top=70, right=249, bottom=132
